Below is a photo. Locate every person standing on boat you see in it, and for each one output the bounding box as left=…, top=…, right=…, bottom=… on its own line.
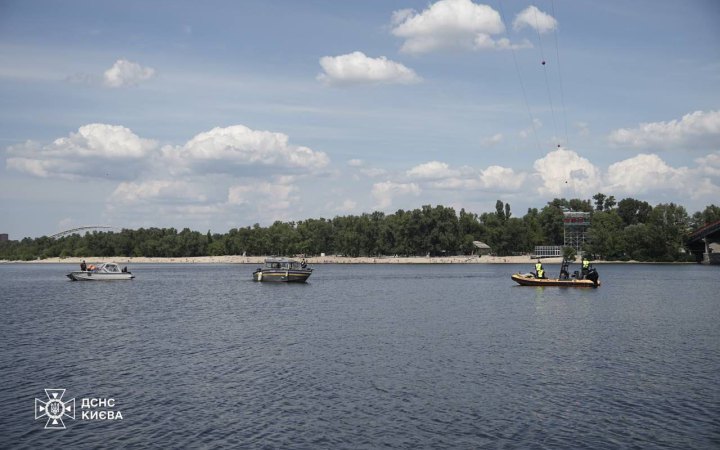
left=581, top=256, right=590, bottom=279
left=80, top=260, right=87, bottom=271
left=535, top=260, right=545, bottom=279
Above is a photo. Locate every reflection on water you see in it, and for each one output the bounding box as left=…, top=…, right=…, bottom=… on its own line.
left=0, top=263, right=718, bottom=448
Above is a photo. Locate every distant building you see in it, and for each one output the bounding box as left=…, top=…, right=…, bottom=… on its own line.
left=473, top=241, right=492, bottom=256
left=0, top=233, right=8, bottom=242
left=533, top=245, right=562, bottom=258
left=563, top=210, right=591, bottom=253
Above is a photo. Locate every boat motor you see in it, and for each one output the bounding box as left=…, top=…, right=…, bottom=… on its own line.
left=586, top=268, right=599, bottom=286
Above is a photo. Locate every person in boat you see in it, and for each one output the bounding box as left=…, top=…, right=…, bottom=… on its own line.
left=581, top=256, right=591, bottom=279
left=80, top=260, right=87, bottom=271
left=559, top=259, right=570, bottom=280
left=535, top=260, right=545, bottom=279
left=301, top=258, right=307, bottom=269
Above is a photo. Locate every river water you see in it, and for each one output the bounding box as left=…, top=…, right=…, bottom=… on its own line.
left=0, top=263, right=718, bottom=448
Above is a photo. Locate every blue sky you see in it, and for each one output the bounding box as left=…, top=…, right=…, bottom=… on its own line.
left=1, top=0, right=719, bottom=239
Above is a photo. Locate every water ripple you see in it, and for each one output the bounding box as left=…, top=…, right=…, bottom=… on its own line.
left=0, top=263, right=718, bottom=448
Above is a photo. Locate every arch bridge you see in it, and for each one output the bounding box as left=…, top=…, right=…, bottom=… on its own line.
left=687, top=219, right=720, bottom=265
left=50, top=226, right=123, bottom=239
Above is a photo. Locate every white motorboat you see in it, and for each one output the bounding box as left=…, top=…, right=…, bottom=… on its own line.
left=67, top=262, right=134, bottom=281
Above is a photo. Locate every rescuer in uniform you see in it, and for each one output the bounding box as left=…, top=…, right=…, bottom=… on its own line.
left=581, top=256, right=590, bottom=279
left=535, top=260, right=545, bottom=279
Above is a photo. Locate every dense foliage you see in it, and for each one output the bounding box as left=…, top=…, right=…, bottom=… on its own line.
left=2, top=198, right=718, bottom=262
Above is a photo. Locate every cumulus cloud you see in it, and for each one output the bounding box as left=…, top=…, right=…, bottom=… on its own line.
left=478, top=165, right=526, bottom=190
left=111, top=180, right=207, bottom=205
left=695, top=152, right=720, bottom=176
left=391, top=0, right=514, bottom=54
left=162, top=125, right=329, bottom=174
left=228, top=180, right=298, bottom=211
left=605, top=154, right=688, bottom=194
left=429, top=164, right=526, bottom=191
left=513, top=6, right=558, bottom=34
left=6, top=124, right=157, bottom=179
left=347, top=159, right=387, bottom=177
left=606, top=153, right=720, bottom=200
left=407, top=161, right=459, bottom=179
left=318, top=52, right=421, bottom=86
left=372, top=181, right=421, bottom=209
left=532, top=148, right=602, bottom=196
left=103, top=59, right=155, bottom=88
left=608, top=110, right=720, bottom=151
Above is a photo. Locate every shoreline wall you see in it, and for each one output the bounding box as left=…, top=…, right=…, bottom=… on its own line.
left=0, top=256, right=679, bottom=264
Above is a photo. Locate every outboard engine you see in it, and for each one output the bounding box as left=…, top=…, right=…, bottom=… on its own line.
left=586, top=268, right=599, bottom=286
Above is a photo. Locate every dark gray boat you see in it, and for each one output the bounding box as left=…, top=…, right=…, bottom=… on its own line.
left=252, top=258, right=312, bottom=282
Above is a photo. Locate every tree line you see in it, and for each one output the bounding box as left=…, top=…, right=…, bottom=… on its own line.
left=2, top=196, right=718, bottom=262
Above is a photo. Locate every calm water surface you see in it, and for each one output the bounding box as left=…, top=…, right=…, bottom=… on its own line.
left=0, top=263, right=718, bottom=449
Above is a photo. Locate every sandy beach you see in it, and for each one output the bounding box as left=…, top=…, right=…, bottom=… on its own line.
left=5, top=255, right=599, bottom=265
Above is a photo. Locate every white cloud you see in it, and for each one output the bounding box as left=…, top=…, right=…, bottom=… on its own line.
left=335, top=199, right=358, bottom=212
left=605, top=153, right=720, bottom=200
left=162, top=125, right=329, bottom=174
left=429, top=164, right=525, bottom=191
left=391, top=0, right=510, bottom=54
left=6, top=124, right=157, bottom=179
left=228, top=180, right=298, bottom=212
left=482, top=133, right=503, bottom=146
left=360, top=167, right=387, bottom=178
left=372, top=181, right=421, bottom=209
left=318, top=52, right=421, bottom=86
left=111, top=180, right=207, bottom=205
left=474, top=35, right=532, bottom=50
left=532, top=148, right=602, bottom=196
left=608, top=110, right=720, bottom=151
left=575, top=122, right=590, bottom=136
left=407, top=161, right=459, bottom=179
left=478, top=165, right=526, bottom=190
left=347, top=159, right=386, bottom=177
left=520, top=118, right=542, bottom=138
left=513, top=6, right=558, bottom=34
left=695, top=152, right=720, bottom=176
left=103, top=59, right=155, bottom=88
left=606, top=154, right=687, bottom=194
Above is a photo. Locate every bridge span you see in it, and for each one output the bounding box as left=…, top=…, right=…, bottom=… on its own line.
left=687, top=219, right=720, bottom=265
left=50, top=226, right=122, bottom=239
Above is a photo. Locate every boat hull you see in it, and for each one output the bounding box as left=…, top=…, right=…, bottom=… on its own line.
left=252, top=269, right=312, bottom=282
left=511, top=273, right=599, bottom=287
left=67, top=271, right=135, bottom=281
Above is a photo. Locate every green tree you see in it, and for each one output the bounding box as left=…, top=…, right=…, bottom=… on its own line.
left=586, top=210, right=624, bottom=260
left=617, top=198, right=652, bottom=226
left=691, top=204, right=720, bottom=228
left=593, top=193, right=607, bottom=211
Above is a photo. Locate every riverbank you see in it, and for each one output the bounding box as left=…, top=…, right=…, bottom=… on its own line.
left=0, top=255, right=641, bottom=264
